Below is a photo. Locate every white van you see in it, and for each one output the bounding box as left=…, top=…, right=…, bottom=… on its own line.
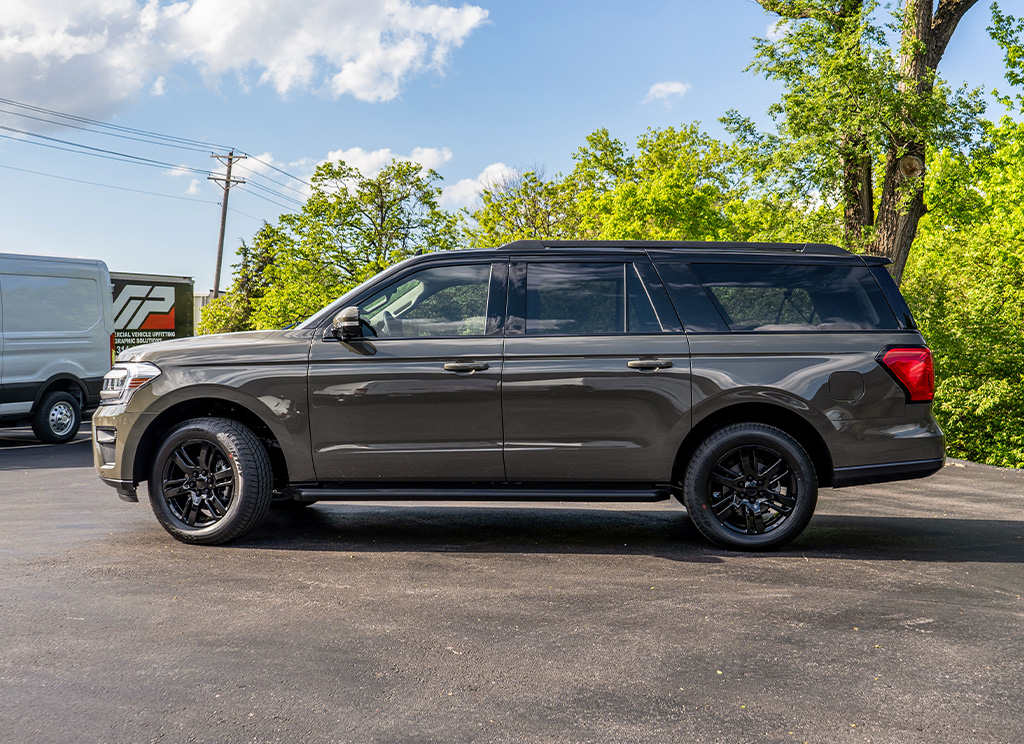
left=0, top=253, right=115, bottom=443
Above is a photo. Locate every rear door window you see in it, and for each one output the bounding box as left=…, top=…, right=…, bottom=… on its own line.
left=524, top=262, right=662, bottom=335
left=689, top=263, right=899, bottom=331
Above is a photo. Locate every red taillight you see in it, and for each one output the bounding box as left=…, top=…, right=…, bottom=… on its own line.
left=110, top=333, right=116, bottom=368
left=879, top=347, right=934, bottom=402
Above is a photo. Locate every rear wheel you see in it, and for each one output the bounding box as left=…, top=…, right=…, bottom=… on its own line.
left=683, top=423, right=817, bottom=551
left=148, top=418, right=272, bottom=545
left=32, top=391, right=81, bottom=444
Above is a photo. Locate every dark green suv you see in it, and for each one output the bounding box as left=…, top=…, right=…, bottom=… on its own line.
left=93, top=241, right=943, bottom=550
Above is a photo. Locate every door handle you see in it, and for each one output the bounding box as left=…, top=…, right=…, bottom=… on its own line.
left=627, top=358, right=673, bottom=371
left=443, top=361, right=489, bottom=372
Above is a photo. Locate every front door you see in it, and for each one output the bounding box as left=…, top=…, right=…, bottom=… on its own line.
left=308, top=260, right=507, bottom=482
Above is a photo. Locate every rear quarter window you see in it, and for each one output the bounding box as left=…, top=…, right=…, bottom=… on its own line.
left=689, top=263, right=899, bottom=332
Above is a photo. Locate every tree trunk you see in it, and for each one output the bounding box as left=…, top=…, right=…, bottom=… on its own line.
left=869, top=0, right=979, bottom=283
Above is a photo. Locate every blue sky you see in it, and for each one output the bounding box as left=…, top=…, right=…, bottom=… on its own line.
left=0, top=0, right=1013, bottom=292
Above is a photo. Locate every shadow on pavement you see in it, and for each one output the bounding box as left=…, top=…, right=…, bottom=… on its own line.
left=237, top=503, right=1024, bottom=564
left=0, top=426, right=93, bottom=470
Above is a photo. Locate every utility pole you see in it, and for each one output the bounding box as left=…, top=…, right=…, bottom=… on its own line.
left=208, top=151, right=246, bottom=298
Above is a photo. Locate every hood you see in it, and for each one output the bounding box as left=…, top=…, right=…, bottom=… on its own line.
left=116, top=329, right=295, bottom=364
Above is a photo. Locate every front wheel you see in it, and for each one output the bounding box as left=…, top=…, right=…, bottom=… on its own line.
left=148, top=418, right=272, bottom=545
left=683, top=423, right=817, bottom=551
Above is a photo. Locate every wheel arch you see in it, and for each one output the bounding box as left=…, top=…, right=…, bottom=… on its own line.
left=672, top=402, right=834, bottom=489
left=32, top=374, right=88, bottom=411
left=132, top=397, right=291, bottom=491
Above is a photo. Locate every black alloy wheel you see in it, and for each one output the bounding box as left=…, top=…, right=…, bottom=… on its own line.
left=148, top=418, right=272, bottom=544
left=683, top=423, right=817, bottom=550
left=161, top=438, right=235, bottom=529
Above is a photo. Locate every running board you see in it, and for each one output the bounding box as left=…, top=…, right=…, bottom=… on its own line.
left=287, top=485, right=673, bottom=503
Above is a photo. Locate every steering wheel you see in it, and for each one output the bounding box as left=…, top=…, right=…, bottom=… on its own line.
left=382, top=311, right=401, bottom=338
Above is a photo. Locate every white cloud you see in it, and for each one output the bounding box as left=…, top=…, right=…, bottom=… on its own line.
left=643, top=81, right=692, bottom=106
left=185, top=178, right=200, bottom=195
left=0, top=0, right=488, bottom=120
left=323, top=145, right=453, bottom=176
left=441, top=162, right=516, bottom=209
left=766, top=19, right=789, bottom=41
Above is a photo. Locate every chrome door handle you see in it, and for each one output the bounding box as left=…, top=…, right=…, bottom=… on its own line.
left=627, top=359, right=673, bottom=371
left=443, top=361, right=489, bottom=372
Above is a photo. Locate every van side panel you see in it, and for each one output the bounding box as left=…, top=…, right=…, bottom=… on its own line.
left=0, top=253, right=114, bottom=419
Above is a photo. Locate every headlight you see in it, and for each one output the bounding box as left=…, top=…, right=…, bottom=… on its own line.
left=101, top=362, right=162, bottom=404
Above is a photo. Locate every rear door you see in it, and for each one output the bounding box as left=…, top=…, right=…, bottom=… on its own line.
left=501, top=253, right=692, bottom=483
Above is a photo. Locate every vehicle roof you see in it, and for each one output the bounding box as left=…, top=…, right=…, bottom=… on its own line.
left=415, top=240, right=891, bottom=265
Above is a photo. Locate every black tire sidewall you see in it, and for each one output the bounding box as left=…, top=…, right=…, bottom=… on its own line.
left=684, top=424, right=817, bottom=551
left=32, top=391, right=81, bottom=444
left=148, top=418, right=271, bottom=545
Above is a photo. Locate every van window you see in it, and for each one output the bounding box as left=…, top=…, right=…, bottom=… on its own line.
left=0, top=274, right=100, bottom=332
left=689, top=264, right=899, bottom=332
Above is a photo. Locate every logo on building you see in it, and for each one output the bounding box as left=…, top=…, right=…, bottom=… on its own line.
left=113, top=284, right=176, bottom=330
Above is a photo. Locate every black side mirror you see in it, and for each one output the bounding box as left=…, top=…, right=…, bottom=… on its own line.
left=332, top=306, right=363, bottom=340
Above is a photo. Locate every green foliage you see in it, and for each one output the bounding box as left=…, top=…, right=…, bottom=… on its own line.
left=198, top=223, right=284, bottom=334
left=729, top=1, right=985, bottom=259
left=217, top=159, right=461, bottom=331
left=466, top=169, right=581, bottom=246
left=902, top=119, right=1024, bottom=467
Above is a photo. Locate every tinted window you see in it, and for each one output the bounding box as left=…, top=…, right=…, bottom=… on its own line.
left=651, top=261, right=730, bottom=333
left=690, top=263, right=899, bottom=331
left=358, top=264, right=490, bottom=338
left=526, top=263, right=622, bottom=335
left=524, top=263, right=661, bottom=335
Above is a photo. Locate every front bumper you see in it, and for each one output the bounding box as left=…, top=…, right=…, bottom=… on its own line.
left=92, top=404, right=152, bottom=502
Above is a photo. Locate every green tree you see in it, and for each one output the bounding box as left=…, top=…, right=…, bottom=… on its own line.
left=729, top=0, right=985, bottom=281
left=901, top=119, right=1024, bottom=467
left=245, top=159, right=459, bottom=330
left=198, top=223, right=288, bottom=334
left=466, top=169, right=582, bottom=246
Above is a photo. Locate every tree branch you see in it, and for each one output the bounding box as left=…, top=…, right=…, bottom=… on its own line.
left=929, top=0, right=981, bottom=69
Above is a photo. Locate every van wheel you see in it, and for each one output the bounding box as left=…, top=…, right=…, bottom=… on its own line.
left=32, top=391, right=81, bottom=444
left=683, top=423, right=817, bottom=551
left=148, top=418, right=272, bottom=545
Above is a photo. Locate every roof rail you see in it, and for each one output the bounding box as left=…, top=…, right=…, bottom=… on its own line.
left=495, top=239, right=850, bottom=255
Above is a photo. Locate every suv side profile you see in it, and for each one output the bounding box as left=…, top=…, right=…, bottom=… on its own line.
left=93, top=241, right=943, bottom=550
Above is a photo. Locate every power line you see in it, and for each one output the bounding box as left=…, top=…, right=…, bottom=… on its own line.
left=234, top=161, right=309, bottom=196
left=0, top=96, right=231, bottom=151
left=239, top=152, right=311, bottom=187
left=0, top=161, right=220, bottom=205
left=0, top=127, right=214, bottom=175
left=237, top=186, right=300, bottom=212
left=241, top=178, right=305, bottom=207
left=0, top=106, right=215, bottom=154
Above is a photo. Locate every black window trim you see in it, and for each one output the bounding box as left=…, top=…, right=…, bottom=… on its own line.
left=505, top=256, right=673, bottom=338
left=318, top=257, right=509, bottom=341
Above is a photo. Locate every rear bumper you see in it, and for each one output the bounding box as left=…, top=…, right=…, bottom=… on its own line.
left=831, top=457, right=944, bottom=488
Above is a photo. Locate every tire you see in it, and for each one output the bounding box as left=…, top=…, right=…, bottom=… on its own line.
left=147, top=417, right=272, bottom=545
left=683, top=423, right=817, bottom=551
left=31, top=391, right=82, bottom=444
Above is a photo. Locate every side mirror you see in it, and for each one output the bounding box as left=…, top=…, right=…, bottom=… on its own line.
left=332, top=306, right=363, bottom=340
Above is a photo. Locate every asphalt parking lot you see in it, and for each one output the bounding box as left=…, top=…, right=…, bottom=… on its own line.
left=0, top=424, right=1021, bottom=744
